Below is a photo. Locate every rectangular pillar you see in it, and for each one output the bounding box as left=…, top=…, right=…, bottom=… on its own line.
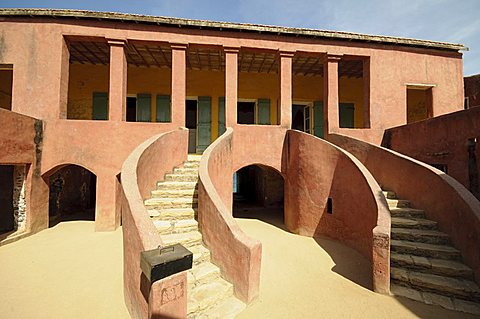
left=323, top=54, right=342, bottom=135
left=108, top=39, right=128, bottom=121
left=279, top=51, right=294, bottom=128
left=171, top=43, right=187, bottom=127
left=224, top=47, right=239, bottom=127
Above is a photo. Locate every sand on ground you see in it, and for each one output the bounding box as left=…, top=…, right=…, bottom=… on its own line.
left=0, top=221, right=130, bottom=319
left=234, top=210, right=478, bottom=319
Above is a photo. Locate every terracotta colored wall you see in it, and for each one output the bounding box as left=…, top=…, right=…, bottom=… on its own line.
left=121, top=129, right=188, bottom=319
left=285, top=130, right=391, bottom=293
left=0, top=69, right=12, bottom=110
left=465, top=74, right=480, bottom=108
left=384, top=107, right=480, bottom=199
left=330, top=133, right=480, bottom=283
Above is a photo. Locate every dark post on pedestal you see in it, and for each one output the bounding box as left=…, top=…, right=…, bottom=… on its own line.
left=140, top=244, right=193, bottom=283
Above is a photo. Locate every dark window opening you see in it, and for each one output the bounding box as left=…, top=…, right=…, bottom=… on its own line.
left=126, top=97, right=137, bottom=122
left=0, top=67, right=13, bottom=111
left=407, top=87, right=433, bottom=124
left=233, top=165, right=285, bottom=229
left=468, top=138, right=479, bottom=199
left=327, top=198, right=333, bottom=214
left=0, top=165, right=14, bottom=234
left=292, top=105, right=305, bottom=131
left=48, top=165, right=96, bottom=227
left=237, top=102, right=255, bottom=124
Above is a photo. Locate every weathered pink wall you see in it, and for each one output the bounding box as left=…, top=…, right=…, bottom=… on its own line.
left=330, top=133, right=480, bottom=283
left=285, top=131, right=391, bottom=293
left=198, top=128, right=262, bottom=303
left=121, top=129, right=188, bottom=319
left=384, top=107, right=480, bottom=199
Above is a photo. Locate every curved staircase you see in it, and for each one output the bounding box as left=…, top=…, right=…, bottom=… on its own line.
left=383, top=190, right=480, bottom=315
left=145, top=155, right=245, bottom=318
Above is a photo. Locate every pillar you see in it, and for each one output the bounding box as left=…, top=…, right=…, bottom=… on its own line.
left=95, top=173, right=118, bottom=231
left=108, top=39, right=128, bottom=121
left=171, top=43, right=187, bottom=127
left=224, top=47, right=239, bottom=127
left=279, top=51, right=294, bottom=127
left=323, top=54, right=342, bottom=135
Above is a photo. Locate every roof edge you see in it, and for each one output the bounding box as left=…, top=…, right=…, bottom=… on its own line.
left=0, top=8, right=467, bottom=52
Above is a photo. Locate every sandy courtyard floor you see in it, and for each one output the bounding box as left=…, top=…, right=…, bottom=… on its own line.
left=234, top=211, right=477, bottom=319
left=0, top=221, right=130, bottom=319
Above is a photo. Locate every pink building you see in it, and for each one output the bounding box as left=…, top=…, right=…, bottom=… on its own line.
left=0, top=8, right=479, bottom=318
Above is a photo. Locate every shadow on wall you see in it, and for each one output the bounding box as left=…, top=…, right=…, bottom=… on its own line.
left=314, top=236, right=373, bottom=290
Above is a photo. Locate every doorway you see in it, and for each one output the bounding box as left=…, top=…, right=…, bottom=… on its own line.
left=186, top=99, right=198, bottom=154
left=126, top=96, right=137, bottom=122
left=291, top=103, right=312, bottom=134
left=407, top=87, right=433, bottom=123
left=0, top=165, right=14, bottom=234
left=238, top=101, right=256, bottom=124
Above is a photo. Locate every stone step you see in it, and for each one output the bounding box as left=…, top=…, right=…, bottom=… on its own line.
left=391, top=227, right=450, bottom=245
left=391, top=284, right=480, bottom=316
left=189, top=244, right=211, bottom=265
left=192, top=296, right=246, bottom=319
left=174, top=167, right=199, bottom=174
left=391, top=217, right=438, bottom=230
left=389, top=207, right=426, bottom=219
left=382, top=191, right=397, bottom=199
left=187, top=262, right=221, bottom=290
left=165, top=173, right=199, bottom=182
left=154, top=219, right=198, bottom=235
left=183, top=161, right=200, bottom=169
left=391, top=267, right=480, bottom=302
left=150, top=207, right=197, bottom=220
left=387, top=198, right=411, bottom=208
left=157, top=181, right=197, bottom=190
left=144, top=197, right=198, bottom=209
left=187, top=278, right=234, bottom=315
left=187, top=154, right=202, bottom=162
left=390, top=252, right=474, bottom=279
left=391, top=240, right=461, bottom=260
left=151, top=188, right=198, bottom=199
left=161, top=230, right=203, bottom=248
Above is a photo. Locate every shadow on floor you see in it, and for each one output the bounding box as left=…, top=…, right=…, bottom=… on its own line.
left=233, top=200, right=287, bottom=232
left=313, top=236, right=373, bottom=290
left=49, top=209, right=95, bottom=228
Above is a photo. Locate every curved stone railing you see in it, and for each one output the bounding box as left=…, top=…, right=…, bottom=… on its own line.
left=198, top=127, right=262, bottom=303
left=286, top=131, right=391, bottom=293
left=120, top=128, right=188, bottom=319
left=330, top=133, right=480, bottom=283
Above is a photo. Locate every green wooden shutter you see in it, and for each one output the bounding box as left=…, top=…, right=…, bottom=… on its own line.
left=92, top=92, right=108, bottom=120
left=218, top=96, right=226, bottom=135
left=313, top=101, right=324, bottom=138
left=257, top=98, right=270, bottom=125
left=137, top=94, right=152, bottom=122
left=197, top=96, right=212, bottom=153
left=156, top=95, right=171, bottom=122
left=339, top=103, right=355, bottom=128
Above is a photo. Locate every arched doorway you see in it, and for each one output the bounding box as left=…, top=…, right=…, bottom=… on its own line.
left=233, top=164, right=285, bottom=228
left=46, top=164, right=96, bottom=226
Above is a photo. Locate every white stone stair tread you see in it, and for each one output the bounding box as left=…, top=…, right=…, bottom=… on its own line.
left=157, top=181, right=198, bottom=189
left=390, top=252, right=473, bottom=278
left=152, top=207, right=197, bottom=220
left=391, top=284, right=480, bottom=315
left=174, top=167, right=199, bottom=173
left=188, top=278, right=234, bottom=314
left=391, top=217, right=437, bottom=229
left=162, top=231, right=202, bottom=247
left=189, top=244, right=211, bottom=265
left=391, top=267, right=480, bottom=300
left=391, top=239, right=460, bottom=255
left=154, top=219, right=198, bottom=233
left=195, top=296, right=246, bottom=319
left=391, top=227, right=449, bottom=243
left=389, top=207, right=425, bottom=217
left=151, top=188, right=198, bottom=197
left=382, top=190, right=397, bottom=199
left=187, top=154, right=202, bottom=161
left=188, top=262, right=221, bottom=289
left=387, top=198, right=411, bottom=207
left=145, top=197, right=198, bottom=205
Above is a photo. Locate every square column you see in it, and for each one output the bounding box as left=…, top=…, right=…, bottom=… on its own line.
left=279, top=51, right=294, bottom=127
left=171, top=43, right=187, bottom=127
left=108, top=39, right=128, bottom=121
left=323, top=54, right=342, bottom=135
left=224, top=47, right=239, bottom=127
